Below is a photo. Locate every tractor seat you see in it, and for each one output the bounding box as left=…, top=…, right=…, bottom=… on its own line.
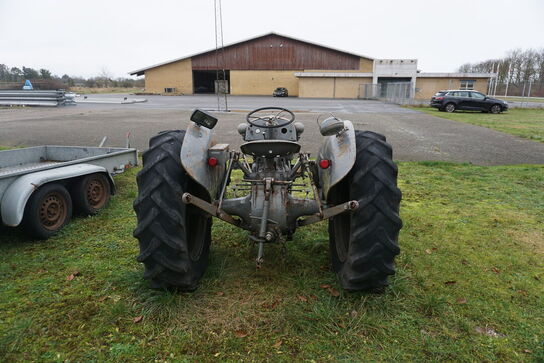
left=240, top=140, right=301, bottom=158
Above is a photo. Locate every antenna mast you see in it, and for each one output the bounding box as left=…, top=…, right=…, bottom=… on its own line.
left=214, top=0, right=228, bottom=112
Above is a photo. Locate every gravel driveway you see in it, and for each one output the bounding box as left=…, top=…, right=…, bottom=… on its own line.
left=1, top=95, right=543, bottom=165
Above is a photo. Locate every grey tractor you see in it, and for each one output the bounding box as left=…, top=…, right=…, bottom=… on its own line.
left=133, top=107, right=402, bottom=291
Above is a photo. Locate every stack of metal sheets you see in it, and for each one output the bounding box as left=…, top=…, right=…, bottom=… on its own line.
left=0, top=90, right=70, bottom=107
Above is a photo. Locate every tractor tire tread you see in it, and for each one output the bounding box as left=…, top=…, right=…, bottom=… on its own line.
left=332, top=130, right=402, bottom=291
left=133, top=130, right=209, bottom=291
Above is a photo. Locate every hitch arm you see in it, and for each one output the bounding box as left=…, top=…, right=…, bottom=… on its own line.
left=182, top=193, right=242, bottom=228
left=297, top=200, right=359, bottom=227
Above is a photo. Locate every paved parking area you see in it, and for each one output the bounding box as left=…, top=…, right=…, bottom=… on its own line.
left=1, top=95, right=543, bottom=165
left=73, top=93, right=421, bottom=114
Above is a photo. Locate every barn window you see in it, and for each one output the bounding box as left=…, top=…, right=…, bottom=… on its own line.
left=460, top=80, right=475, bottom=90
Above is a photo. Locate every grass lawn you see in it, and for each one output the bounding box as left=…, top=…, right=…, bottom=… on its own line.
left=1, top=163, right=543, bottom=361
left=415, top=107, right=544, bottom=143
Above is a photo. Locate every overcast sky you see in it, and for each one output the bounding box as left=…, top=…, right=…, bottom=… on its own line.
left=1, top=0, right=543, bottom=78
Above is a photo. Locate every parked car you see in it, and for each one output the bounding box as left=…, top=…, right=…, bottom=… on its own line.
left=430, top=90, right=508, bottom=113
left=273, top=87, right=288, bottom=97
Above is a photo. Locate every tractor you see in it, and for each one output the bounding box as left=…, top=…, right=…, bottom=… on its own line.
left=133, top=107, right=402, bottom=291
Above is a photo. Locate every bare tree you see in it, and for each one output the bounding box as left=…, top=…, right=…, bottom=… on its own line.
left=457, top=48, right=544, bottom=96
left=98, top=67, right=113, bottom=87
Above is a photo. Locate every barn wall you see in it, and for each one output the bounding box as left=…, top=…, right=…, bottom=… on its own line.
left=192, top=34, right=363, bottom=70
left=298, top=77, right=372, bottom=98
left=144, top=58, right=192, bottom=94
left=298, top=78, right=335, bottom=98
left=230, top=70, right=299, bottom=96
left=415, top=78, right=489, bottom=99
left=359, top=58, right=374, bottom=72
left=335, top=77, right=373, bottom=98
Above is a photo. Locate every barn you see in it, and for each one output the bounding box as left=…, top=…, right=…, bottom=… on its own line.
left=130, top=32, right=494, bottom=99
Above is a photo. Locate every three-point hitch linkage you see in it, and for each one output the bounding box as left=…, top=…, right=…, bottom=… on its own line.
left=182, top=150, right=358, bottom=265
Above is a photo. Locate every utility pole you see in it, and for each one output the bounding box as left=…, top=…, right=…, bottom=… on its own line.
left=525, top=79, right=533, bottom=108
left=493, top=62, right=500, bottom=96
left=214, top=0, right=228, bottom=112
left=504, top=62, right=512, bottom=97
left=488, top=62, right=495, bottom=95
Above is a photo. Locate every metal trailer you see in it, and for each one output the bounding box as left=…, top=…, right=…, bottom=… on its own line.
left=0, top=145, right=138, bottom=238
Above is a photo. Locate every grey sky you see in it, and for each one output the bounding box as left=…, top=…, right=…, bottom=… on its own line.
left=1, top=0, right=543, bottom=78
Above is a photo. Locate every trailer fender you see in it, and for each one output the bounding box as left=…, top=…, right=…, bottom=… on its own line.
left=181, top=123, right=228, bottom=199
left=317, top=120, right=356, bottom=200
left=1, top=164, right=113, bottom=227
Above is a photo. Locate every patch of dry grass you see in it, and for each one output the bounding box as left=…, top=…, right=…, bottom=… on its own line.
left=70, top=87, right=143, bottom=94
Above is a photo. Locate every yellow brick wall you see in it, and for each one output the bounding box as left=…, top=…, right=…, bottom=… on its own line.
left=415, top=78, right=490, bottom=99
left=298, top=77, right=372, bottom=98
left=359, top=58, right=373, bottom=72
left=335, top=77, right=372, bottom=98
left=299, top=78, right=334, bottom=98
left=144, top=58, right=193, bottom=94
left=304, top=69, right=368, bottom=73
left=230, top=70, right=299, bottom=96
left=141, top=57, right=373, bottom=96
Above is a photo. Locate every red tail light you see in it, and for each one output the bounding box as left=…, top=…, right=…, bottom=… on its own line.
left=207, top=157, right=218, bottom=167
left=435, top=97, right=444, bottom=101
left=319, top=159, right=331, bottom=169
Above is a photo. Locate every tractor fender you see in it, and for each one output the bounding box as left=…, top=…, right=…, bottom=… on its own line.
left=1, top=164, right=113, bottom=227
left=181, top=123, right=228, bottom=199
left=317, top=120, right=356, bottom=200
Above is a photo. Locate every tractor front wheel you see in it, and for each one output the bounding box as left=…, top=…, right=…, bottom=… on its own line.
left=133, top=130, right=211, bottom=291
left=328, top=131, right=402, bottom=291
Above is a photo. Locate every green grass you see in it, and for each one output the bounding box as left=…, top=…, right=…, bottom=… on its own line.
left=1, top=163, right=543, bottom=361
left=415, top=107, right=544, bottom=143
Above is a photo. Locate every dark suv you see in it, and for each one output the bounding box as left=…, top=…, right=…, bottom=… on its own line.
left=430, top=90, right=508, bottom=113
left=273, top=87, right=288, bottom=97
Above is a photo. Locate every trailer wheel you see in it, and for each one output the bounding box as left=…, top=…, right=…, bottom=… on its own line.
left=328, top=131, right=402, bottom=291
left=72, top=173, right=111, bottom=215
left=133, top=130, right=212, bottom=291
left=23, top=183, right=73, bottom=239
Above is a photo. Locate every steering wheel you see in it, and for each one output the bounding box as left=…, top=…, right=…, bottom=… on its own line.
left=246, top=107, right=295, bottom=129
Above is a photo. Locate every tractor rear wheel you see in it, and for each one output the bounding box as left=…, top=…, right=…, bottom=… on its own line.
left=133, top=130, right=211, bottom=291
left=328, top=131, right=402, bottom=291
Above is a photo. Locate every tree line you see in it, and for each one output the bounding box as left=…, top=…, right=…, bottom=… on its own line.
left=0, top=64, right=143, bottom=90
left=458, top=48, right=544, bottom=96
